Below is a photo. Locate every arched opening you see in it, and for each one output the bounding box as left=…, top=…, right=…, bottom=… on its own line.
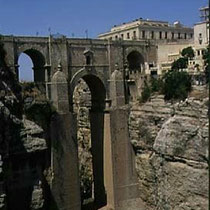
left=127, top=51, right=144, bottom=73
left=18, top=53, right=34, bottom=82
left=18, top=49, right=45, bottom=85
left=72, top=74, right=106, bottom=209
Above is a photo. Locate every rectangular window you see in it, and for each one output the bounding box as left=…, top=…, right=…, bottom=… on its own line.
left=178, top=33, right=181, bottom=39
left=165, top=32, right=167, bottom=39
left=190, top=33, right=193, bottom=38
left=127, top=32, right=130, bottom=39
left=142, top=30, right=145, bottom=39
left=172, top=32, right=174, bottom=39
left=159, top=31, right=162, bottom=39
left=133, top=31, right=136, bottom=39
left=184, top=33, right=187, bottom=39
left=197, top=50, right=200, bottom=56
left=151, top=31, right=154, bottom=39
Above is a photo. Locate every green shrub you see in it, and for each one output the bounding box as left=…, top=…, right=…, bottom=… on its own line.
left=162, top=70, right=192, bottom=100
left=171, top=57, right=188, bottom=70
left=140, top=81, right=151, bottom=103
left=181, top=46, right=195, bottom=59
left=151, top=77, right=164, bottom=92
left=203, top=47, right=210, bottom=83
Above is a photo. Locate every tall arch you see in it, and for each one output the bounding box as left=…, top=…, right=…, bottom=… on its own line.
left=70, top=68, right=106, bottom=111
left=127, top=50, right=144, bottom=72
left=70, top=71, right=107, bottom=209
left=17, top=49, right=46, bottom=83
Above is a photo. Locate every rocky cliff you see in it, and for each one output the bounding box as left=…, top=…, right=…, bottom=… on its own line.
left=129, top=87, right=208, bottom=210
left=0, top=43, right=52, bottom=210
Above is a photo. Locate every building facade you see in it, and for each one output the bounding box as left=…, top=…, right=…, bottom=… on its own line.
left=98, top=18, right=194, bottom=42
left=192, top=6, right=209, bottom=72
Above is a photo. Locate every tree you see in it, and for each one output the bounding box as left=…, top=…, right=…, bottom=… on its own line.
left=171, top=57, right=188, bottom=70
left=162, top=69, right=192, bottom=100
left=181, top=46, right=195, bottom=59
left=140, top=80, right=151, bottom=103
left=202, top=47, right=210, bottom=83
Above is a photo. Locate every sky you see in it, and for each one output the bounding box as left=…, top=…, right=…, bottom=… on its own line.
left=0, top=0, right=207, bottom=80
left=0, top=0, right=207, bottom=38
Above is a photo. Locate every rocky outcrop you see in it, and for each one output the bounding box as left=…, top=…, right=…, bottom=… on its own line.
left=20, top=118, right=47, bottom=153
left=73, top=79, right=93, bottom=203
left=129, top=89, right=208, bottom=210
left=0, top=43, right=50, bottom=210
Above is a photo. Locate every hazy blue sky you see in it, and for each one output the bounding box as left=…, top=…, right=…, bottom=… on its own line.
left=0, top=0, right=207, bottom=38
left=0, top=0, right=207, bottom=81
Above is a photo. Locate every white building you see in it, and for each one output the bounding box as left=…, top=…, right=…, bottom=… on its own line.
left=98, top=18, right=193, bottom=42
left=193, top=6, right=209, bottom=71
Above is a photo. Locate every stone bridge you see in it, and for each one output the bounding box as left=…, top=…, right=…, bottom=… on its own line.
left=2, top=35, right=157, bottom=210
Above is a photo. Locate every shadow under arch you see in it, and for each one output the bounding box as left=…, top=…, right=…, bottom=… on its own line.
left=17, top=48, right=46, bottom=84
left=70, top=69, right=107, bottom=209
left=127, top=50, right=144, bottom=72
left=70, top=68, right=106, bottom=112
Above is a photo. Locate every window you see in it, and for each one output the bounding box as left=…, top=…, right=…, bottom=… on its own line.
left=115, top=35, right=118, bottom=40
left=165, top=32, right=167, bottom=39
left=198, top=33, right=202, bottom=44
left=142, top=30, right=145, bottom=39
left=121, top=34, right=124, bottom=40
left=178, top=33, right=181, bottom=39
left=172, top=32, right=174, bottom=39
left=86, top=55, right=91, bottom=65
left=197, top=50, right=200, bottom=56
left=127, top=32, right=130, bottom=39
left=184, top=33, right=187, bottom=39
left=190, top=33, right=193, bottom=38
left=149, top=63, right=154, bottom=68
left=151, top=31, right=154, bottom=39
left=159, top=31, right=162, bottom=39
left=133, top=31, right=136, bottom=39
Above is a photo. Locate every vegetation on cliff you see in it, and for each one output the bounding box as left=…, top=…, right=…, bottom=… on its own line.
left=203, top=47, right=210, bottom=83
left=140, top=70, right=192, bottom=102
left=140, top=47, right=194, bottom=103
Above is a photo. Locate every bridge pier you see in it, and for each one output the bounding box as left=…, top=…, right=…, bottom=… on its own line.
left=102, top=68, right=140, bottom=210
left=50, top=68, right=81, bottom=210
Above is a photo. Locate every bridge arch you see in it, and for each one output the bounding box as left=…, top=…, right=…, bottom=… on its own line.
left=70, top=69, right=107, bottom=209
left=127, top=50, right=144, bottom=72
left=16, top=48, right=46, bottom=84
left=70, top=68, right=106, bottom=111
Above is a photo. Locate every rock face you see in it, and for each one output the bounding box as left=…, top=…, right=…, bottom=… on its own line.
left=0, top=43, right=50, bottom=210
left=129, top=90, right=208, bottom=210
left=73, top=79, right=93, bottom=204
